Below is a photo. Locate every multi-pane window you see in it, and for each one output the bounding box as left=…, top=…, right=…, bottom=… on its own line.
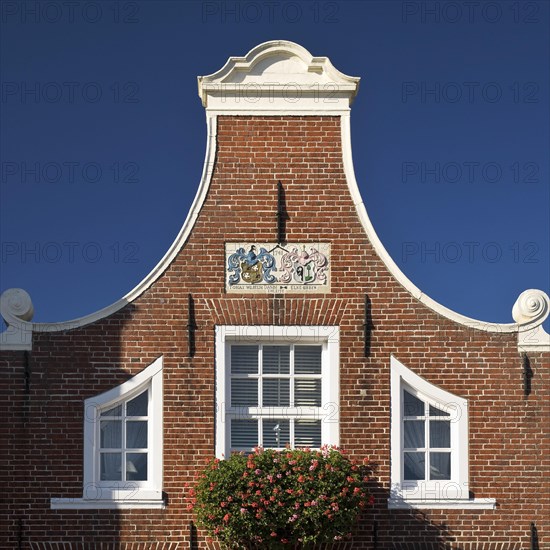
left=215, top=326, right=340, bottom=459
left=57, top=355, right=166, bottom=509
left=229, top=344, right=323, bottom=451
left=402, top=389, right=451, bottom=482
left=390, top=355, right=474, bottom=506
left=99, top=389, right=149, bottom=482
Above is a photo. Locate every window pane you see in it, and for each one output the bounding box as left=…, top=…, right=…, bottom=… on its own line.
left=231, top=378, right=258, bottom=406
left=403, top=391, right=424, bottom=416
left=100, top=420, right=121, bottom=448
left=404, top=452, right=425, bottom=480
left=429, top=404, right=450, bottom=417
left=231, top=419, right=258, bottom=450
left=262, top=419, right=290, bottom=448
left=430, top=420, right=450, bottom=448
left=231, top=346, right=258, bottom=375
left=126, top=421, right=148, bottom=448
left=101, top=405, right=121, bottom=417
left=430, top=452, right=451, bottom=480
left=404, top=420, right=425, bottom=448
left=127, top=391, right=148, bottom=416
left=295, top=379, right=322, bottom=407
left=126, top=453, right=147, bottom=481
left=100, top=453, right=121, bottom=480
left=263, top=379, right=290, bottom=406
left=294, top=346, right=322, bottom=375
left=263, top=346, right=290, bottom=374
left=295, top=420, right=321, bottom=448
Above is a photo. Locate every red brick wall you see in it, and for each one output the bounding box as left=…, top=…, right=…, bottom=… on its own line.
left=2, top=116, right=548, bottom=549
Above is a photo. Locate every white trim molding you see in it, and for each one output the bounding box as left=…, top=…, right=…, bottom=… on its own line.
left=0, top=113, right=218, bottom=341
left=340, top=111, right=550, bottom=342
left=1, top=41, right=548, bottom=352
left=389, top=355, right=496, bottom=510
left=51, top=356, right=164, bottom=510
left=50, top=498, right=165, bottom=510
left=215, top=325, right=340, bottom=459
left=388, top=497, right=496, bottom=510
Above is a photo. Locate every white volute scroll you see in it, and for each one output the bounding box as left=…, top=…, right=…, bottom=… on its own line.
left=0, top=288, right=34, bottom=350
left=198, top=40, right=360, bottom=114
left=512, top=289, right=550, bottom=352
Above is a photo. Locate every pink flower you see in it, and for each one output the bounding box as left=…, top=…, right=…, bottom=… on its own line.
left=223, top=513, right=230, bottom=522
left=240, top=507, right=247, bottom=514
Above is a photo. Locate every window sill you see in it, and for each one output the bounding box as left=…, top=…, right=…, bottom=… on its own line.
left=388, top=497, right=496, bottom=510
left=51, top=497, right=165, bottom=510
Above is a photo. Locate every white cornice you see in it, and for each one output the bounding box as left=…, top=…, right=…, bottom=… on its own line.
left=198, top=40, right=360, bottom=113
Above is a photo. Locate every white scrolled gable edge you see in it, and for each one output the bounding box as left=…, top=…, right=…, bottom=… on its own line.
left=1, top=41, right=548, bottom=350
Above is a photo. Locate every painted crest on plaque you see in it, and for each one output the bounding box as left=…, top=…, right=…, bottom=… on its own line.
left=225, top=243, right=330, bottom=293
left=227, top=246, right=276, bottom=285
left=279, top=246, right=328, bottom=285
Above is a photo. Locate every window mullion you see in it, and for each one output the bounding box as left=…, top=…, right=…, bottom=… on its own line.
left=290, top=345, right=295, bottom=408
left=258, top=345, right=263, bottom=410
left=122, top=405, right=127, bottom=482
left=425, top=402, right=430, bottom=481
left=290, top=345, right=295, bottom=448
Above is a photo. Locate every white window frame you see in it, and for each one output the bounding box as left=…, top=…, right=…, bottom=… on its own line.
left=389, top=355, right=495, bottom=510
left=51, top=356, right=164, bottom=509
left=215, top=326, right=339, bottom=458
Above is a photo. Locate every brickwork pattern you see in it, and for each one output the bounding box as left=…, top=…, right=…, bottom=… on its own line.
left=2, top=116, right=548, bottom=549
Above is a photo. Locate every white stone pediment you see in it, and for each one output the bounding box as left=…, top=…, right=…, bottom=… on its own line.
left=197, top=40, right=360, bottom=112
left=231, top=55, right=326, bottom=84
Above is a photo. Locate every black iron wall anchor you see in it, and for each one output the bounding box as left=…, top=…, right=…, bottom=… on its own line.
left=23, top=351, right=31, bottom=393
left=277, top=180, right=288, bottom=244
left=531, top=522, right=539, bottom=550
left=189, top=520, right=194, bottom=549
left=18, top=518, right=23, bottom=550
left=363, top=294, right=373, bottom=357
left=187, top=294, right=197, bottom=358
left=522, top=352, right=533, bottom=396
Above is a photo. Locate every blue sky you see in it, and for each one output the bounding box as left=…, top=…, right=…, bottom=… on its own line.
left=1, top=0, right=548, bottom=332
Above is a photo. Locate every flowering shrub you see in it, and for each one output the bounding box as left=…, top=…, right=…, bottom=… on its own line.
left=188, top=446, right=373, bottom=548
